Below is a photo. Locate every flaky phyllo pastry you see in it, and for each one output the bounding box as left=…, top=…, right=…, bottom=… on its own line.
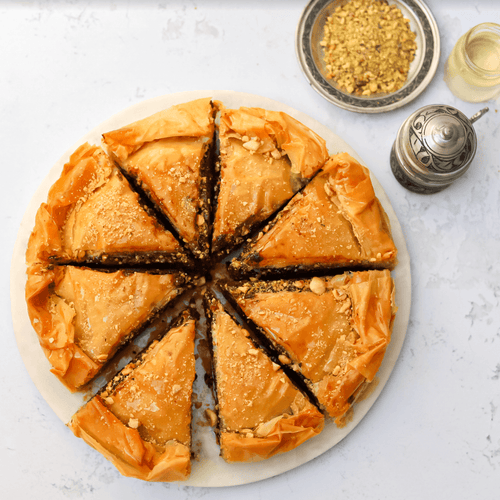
left=224, top=270, right=397, bottom=425
left=230, top=153, right=397, bottom=278
left=204, top=293, right=324, bottom=462
left=25, top=265, right=188, bottom=391
left=103, top=98, right=216, bottom=261
left=69, top=308, right=196, bottom=481
left=26, top=143, right=193, bottom=268
left=212, top=105, right=329, bottom=256
left=24, top=97, right=399, bottom=478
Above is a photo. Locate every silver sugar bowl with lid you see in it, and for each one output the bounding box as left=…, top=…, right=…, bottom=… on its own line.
left=390, top=104, right=489, bottom=194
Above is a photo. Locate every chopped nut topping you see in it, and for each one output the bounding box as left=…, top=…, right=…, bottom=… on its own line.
left=320, top=0, right=417, bottom=96
left=279, top=354, right=291, bottom=365
left=310, top=277, right=326, bottom=295
left=339, top=299, right=352, bottom=314
left=205, top=408, right=218, bottom=427
left=128, top=418, right=139, bottom=429
left=242, top=139, right=261, bottom=152
left=195, top=276, right=206, bottom=286
left=121, top=366, right=133, bottom=376
left=270, top=148, right=282, bottom=160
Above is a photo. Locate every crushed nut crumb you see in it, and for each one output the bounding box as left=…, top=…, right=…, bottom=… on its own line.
left=128, top=418, right=139, bottom=429
left=320, top=0, right=417, bottom=95
left=310, top=277, right=326, bottom=295
left=205, top=408, right=218, bottom=427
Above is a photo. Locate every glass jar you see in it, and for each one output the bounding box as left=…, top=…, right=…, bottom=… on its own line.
left=444, top=23, right=500, bottom=103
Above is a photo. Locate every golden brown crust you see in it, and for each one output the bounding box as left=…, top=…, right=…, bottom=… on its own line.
left=105, top=317, right=196, bottom=447
left=102, top=98, right=215, bottom=162
left=226, top=270, right=396, bottom=422
left=26, top=204, right=63, bottom=268
left=25, top=264, right=186, bottom=392
left=102, top=98, right=215, bottom=259
left=230, top=152, right=397, bottom=277
left=69, top=397, right=191, bottom=482
left=25, top=263, right=101, bottom=389
left=68, top=313, right=196, bottom=481
left=24, top=100, right=401, bottom=472
left=218, top=106, right=328, bottom=178
left=219, top=407, right=324, bottom=463
left=323, top=153, right=397, bottom=264
left=25, top=143, right=187, bottom=268
left=212, top=105, right=329, bottom=255
left=208, top=300, right=323, bottom=463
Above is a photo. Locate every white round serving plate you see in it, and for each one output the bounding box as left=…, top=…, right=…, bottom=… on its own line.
left=11, top=90, right=411, bottom=487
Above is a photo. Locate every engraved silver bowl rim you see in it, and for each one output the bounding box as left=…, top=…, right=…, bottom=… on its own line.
left=296, top=0, right=441, bottom=114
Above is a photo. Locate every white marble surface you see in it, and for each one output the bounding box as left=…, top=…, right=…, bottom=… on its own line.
left=1, top=1, right=499, bottom=498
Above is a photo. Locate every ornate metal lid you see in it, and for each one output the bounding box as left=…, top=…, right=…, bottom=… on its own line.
left=392, top=105, right=489, bottom=193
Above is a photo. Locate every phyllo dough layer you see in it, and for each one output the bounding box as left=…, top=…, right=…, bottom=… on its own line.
left=230, top=153, right=397, bottom=278
left=25, top=264, right=188, bottom=391
left=103, top=98, right=216, bottom=261
left=212, top=105, right=329, bottom=256
left=26, top=143, right=191, bottom=268
left=69, top=308, right=197, bottom=481
left=204, top=294, right=324, bottom=462
left=225, top=270, right=396, bottom=424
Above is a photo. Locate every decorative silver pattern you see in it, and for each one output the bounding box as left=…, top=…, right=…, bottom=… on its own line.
left=408, top=106, right=475, bottom=174
left=390, top=144, right=442, bottom=194
left=296, top=0, right=441, bottom=113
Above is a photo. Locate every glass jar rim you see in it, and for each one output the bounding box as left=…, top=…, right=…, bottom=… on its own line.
left=464, top=22, right=500, bottom=78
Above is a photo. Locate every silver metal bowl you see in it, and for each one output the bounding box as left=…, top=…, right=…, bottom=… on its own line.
left=296, top=0, right=441, bottom=113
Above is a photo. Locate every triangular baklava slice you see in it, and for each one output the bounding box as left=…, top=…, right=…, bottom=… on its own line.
left=25, top=263, right=189, bottom=391
left=204, top=293, right=324, bottom=463
left=230, top=153, right=398, bottom=279
left=212, top=105, right=329, bottom=257
left=69, top=308, right=196, bottom=482
left=224, top=270, right=396, bottom=425
left=102, top=98, right=216, bottom=261
left=27, top=143, right=192, bottom=267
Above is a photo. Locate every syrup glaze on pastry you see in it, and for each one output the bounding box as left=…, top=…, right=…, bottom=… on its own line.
left=230, top=153, right=397, bottom=278
left=26, top=143, right=190, bottom=268
left=69, top=309, right=196, bottom=481
left=25, top=98, right=400, bottom=476
left=103, top=98, right=216, bottom=261
left=226, top=270, right=396, bottom=424
left=212, top=105, right=329, bottom=255
left=25, top=265, right=188, bottom=391
left=205, top=295, right=323, bottom=463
